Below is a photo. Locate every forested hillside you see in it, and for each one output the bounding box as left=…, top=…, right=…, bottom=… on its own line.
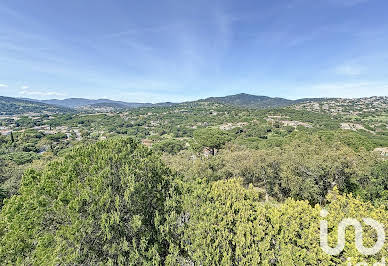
left=0, top=96, right=71, bottom=115
left=37, top=98, right=152, bottom=109
left=2, top=0, right=388, bottom=264
left=197, top=93, right=294, bottom=108
left=0, top=97, right=387, bottom=265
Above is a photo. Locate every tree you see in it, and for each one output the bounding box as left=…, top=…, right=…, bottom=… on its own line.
left=167, top=179, right=387, bottom=265
left=172, top=178, right=327, bottom=265
left=192, top=128, right=230, bottom=155
left=358, top=160, right=388, bottom=205
left=153, top=139, right=185, bottom=155
left=0, top=137, right=177, bottom=265
left=172, top=136, right=375, bottom=205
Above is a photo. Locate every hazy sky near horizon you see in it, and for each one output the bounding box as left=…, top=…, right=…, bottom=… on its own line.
left=0, top=0, right=388, bottom=102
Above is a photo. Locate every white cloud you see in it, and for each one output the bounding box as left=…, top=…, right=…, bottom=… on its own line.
left=19, top=89, right=66, bottom=98
left=334, top=64, right=363, bottom=76
left=327, top=0, right=369, bottom=7
left=21, top=85, right=29, bottom=89
left=296, top=81, right=388, bottom=98
left=0, top=84, right=8, bottom=87
left=115, top=91, right=194, bottom=103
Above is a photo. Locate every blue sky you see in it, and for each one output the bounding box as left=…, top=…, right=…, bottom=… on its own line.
left=0, top=0, right=388, bottom=102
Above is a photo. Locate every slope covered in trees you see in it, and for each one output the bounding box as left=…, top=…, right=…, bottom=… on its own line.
left=0, top=97, right=387, bottom=265
left=0, top=96, right=71, bottom=115
left=0, top=137, right=387, bottom=265
left=197, top=93, right=294, bottom=108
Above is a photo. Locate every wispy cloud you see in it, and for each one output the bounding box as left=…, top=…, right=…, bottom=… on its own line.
left=327, top=0, right=369, bottom=7
left=0, top=84, right=8, bottom=88
left=115, top=91, right=196, bottom=103
left=334, top=64, right=363, bottom=76
left=19, top=89, right=67, bottom=98
left=254, top=26, right=332, bottom=48
left=1, top=0, right=386, bottom=100
left=295, top=81, right=388, bottom=98
left=101, top=24, right=174, bottom=39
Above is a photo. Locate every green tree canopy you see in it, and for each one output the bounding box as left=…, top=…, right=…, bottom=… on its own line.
left=0, top=137, right=177, bottom=265
left=152, top=139, right=185, bottom=155
left=169, top=179, right=387, bottom=265
left=192, top=128, right=230, bottom=155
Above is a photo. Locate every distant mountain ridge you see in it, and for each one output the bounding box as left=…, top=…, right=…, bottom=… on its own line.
left=0, top=96, right=72, bottom=115
left=29, top=98, right=152, bottom=108
left=3, top=94, right=384, bottom=115
left=25, top=94, right=300, bottom=109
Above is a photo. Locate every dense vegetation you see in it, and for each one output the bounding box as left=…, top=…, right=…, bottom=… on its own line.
left=198, top=93, right=294, bottom=108
left=0, top=95, right=387, bottom=265
left=0, top=96, right=71, bottom=115
left=0, top=138, right=178, bottom=264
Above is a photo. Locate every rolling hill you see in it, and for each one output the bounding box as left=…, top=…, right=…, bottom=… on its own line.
left=198, top=93, right=294, bottom=108
left=35, top=98, right=152, bottom=109
left=0, top=94, right=342, bottom=115
left=0, top=96, right=72, bottom=115
left=28, top=97, right=177, bottom=109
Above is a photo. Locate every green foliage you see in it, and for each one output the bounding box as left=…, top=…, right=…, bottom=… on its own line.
left=0, top=97, right=387, bottom=265
left=5, top=152, right=39, bottom=165
left=168, top=180, right=387, bottom=265
left=15, top=116, right=35, bottom=128
left=192, top=128, right=230, bottom=155
left=314, top=130, right=376, bottom=151
left=358, top=160, right=388, bottom=205
left=46, top=132, right=67, bottom=141
left=0, top=137, right=177, bottom=265
left=322, top=188, right=388, bottom=265
left=0, top=96, right=70, bottom=115
left=166, top=136, right=377, bottom=205
left=152, top=139, right=185, bottom=155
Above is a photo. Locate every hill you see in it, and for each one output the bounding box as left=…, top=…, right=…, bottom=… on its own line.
left=198, top=93, right=294, bottom=108
left=27, top=97, right=178, bottom=110
left=0, top=96, right=71, bottom=115
left=35, top=98, right=152, bottom=109
left=7, top=94, right=387, bottom=114
left=87, top=102, right=132, bottom=109
left=293, top=96, right=388, bottom=115
left=22, top=93, right=326, bottom=110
